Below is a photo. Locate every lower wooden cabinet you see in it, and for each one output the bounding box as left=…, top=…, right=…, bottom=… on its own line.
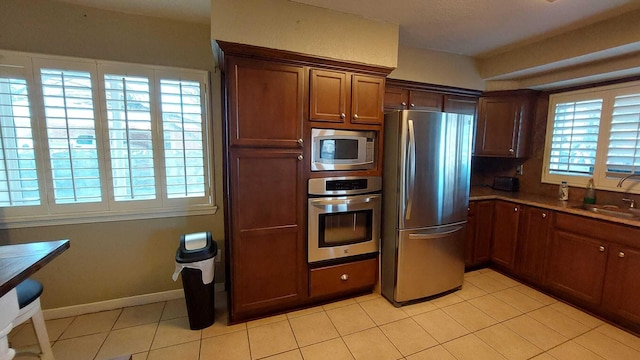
left=602, top=244, right=640, bottom=327
left=491, top=201, right=521, bottom=271
left=516, top=206, right=551, bottom=283
left=465, top=201, right=493, bottom=268
left=310, top=257, right=377, bottom=298
left=546, top=229, right=608, bottom=305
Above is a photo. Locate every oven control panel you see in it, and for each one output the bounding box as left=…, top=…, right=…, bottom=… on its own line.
left=309, top=176, right=382, bottom=196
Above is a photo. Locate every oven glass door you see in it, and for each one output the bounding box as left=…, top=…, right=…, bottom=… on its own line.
left=308, top=193, right=381, bottom=262
left=319, top=209, right=373, bottom=247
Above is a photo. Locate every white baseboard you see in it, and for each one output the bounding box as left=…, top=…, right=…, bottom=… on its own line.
left=43, top=282, right=225, bottom=320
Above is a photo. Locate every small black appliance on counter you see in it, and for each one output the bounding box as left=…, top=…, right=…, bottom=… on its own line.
left=492, top=176, right=520, bottom=192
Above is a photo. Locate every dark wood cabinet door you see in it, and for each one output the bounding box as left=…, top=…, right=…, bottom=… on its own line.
left=603, top=245, right=640, bottom=324
left=384, top=86, right=409, bottom=111
left=229, top=149, right=306, bottom=320
left=517, top=207, right=551, bottom=283
left=546, top=230, right=608, bottom=305
left=491, top=201, right=521, bottom=270
left=444, top=95, right=478, bottom=116
left=476, top=97, right=519, bottom=157
left=475, top=201, right=494, bottom=264
left=310, top=69, right=348, bottom=123
left=351, top=74, right=385, bottom=125
left=227, top=57, right=304, bottom=148
left=408, top=90, right=444, bottom=111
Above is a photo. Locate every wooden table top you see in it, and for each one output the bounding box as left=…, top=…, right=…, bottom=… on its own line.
left=0, top=239, right=70, bottom=297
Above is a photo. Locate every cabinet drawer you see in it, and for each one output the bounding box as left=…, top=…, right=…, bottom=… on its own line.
left=310, top=257, right=377, bottom=298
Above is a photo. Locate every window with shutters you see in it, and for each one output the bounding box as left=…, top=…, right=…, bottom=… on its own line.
left=543, top=80, right=640, bottom=193
left=0, top=51, right=215, bottom=228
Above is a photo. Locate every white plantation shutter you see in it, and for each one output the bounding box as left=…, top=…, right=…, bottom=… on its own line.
left=41, top=68, right=102, bottom=204
left=548, top=99, right=603, bottom=176
left=606, top=93, right=640, bottom=176
left=104, top=74, right=156, bottom=201
left=160, top=79, right=206, bottom=199
left=0, top=76, right=40, bottom=206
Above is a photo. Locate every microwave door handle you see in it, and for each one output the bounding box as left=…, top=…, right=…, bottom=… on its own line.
left=408, top=226, right=464, bottom=240
left=405, top=119, right=416, bottom=221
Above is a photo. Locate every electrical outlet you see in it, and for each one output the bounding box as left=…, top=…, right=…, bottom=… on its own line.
left=516, top=164, right=524, bottom=175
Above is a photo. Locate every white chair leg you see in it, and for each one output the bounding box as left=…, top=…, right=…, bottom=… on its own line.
left=29, top=299, right=53, bottom=360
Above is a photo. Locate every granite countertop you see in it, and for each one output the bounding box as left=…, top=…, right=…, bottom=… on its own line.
left=470, top=186, right=640, bottom=228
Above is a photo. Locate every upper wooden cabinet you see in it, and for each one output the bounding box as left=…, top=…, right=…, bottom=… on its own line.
left=475, top=90, right=538, bottom=158
left=310, top=69, right=385, bottom=126
left=384, top=82, right=479, bottom=115
left=227, top=56, right=305, bottom=148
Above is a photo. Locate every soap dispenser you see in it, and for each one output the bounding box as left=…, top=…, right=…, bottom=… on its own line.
left=584, top=178, right=596, bottom=204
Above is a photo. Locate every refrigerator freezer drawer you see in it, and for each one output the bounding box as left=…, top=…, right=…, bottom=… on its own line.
left=394, top=224, right=465, bottom=303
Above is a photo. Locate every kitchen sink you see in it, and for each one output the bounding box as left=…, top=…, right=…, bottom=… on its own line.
left=572, top=204, right=640, bottom=220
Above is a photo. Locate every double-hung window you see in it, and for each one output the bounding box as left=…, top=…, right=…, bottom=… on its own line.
left=543, top=80, right=640, bottom=193
left=0, top=51, right=214, bottom=227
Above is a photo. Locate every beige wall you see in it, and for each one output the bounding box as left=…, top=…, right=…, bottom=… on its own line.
left=0, top=0, right=225, bottom=309
left=210, top=0, right=399, bottom=68
left=389, top=45, right=485, bottom=90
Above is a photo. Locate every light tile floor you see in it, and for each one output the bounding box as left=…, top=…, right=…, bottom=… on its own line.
left=8, top=268, right=640, bottom=360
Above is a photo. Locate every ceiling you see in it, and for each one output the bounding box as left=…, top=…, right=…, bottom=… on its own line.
left=53, top=0, right=640, bottom=57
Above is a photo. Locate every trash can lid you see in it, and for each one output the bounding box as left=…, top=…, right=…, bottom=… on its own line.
left=176, top=231, right=217, bottom=263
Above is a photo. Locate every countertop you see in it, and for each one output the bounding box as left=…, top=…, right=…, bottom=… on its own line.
left=469, top=187, right=640, bottom=228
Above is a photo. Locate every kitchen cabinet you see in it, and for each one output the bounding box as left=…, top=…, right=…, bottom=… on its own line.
left=516, top=206, right=551, bottom=283
left=228, top=149, right=306, bottom=319
left=475, top=90, right=537, bottom=158
left=310, top=69, right=385, bottom=125
left=227, top=56, right=304, bottom=148
left=546, top=213, right=609, bottom=306
left=383, top=82, right=480, bottom=114
left=309, top=257, right=377, bottom=298
left=602, top=244, right=640, bottom=326
left=465, top=201, right=493, bottom=268
left=491, top=201, right=521, bottom=271
left=223, top=54, right=307, bottom=322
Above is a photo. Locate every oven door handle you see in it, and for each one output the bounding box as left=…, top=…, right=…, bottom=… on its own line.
left=309, top=196, right=379, bottom=207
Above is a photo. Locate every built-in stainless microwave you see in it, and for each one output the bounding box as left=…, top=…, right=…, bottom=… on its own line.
left=311, top=128, right=376, bottom=171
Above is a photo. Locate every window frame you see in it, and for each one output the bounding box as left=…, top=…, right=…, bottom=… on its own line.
left=0, top=50, right=216, bottom=229
left=542, top=80, right=640, bottom=194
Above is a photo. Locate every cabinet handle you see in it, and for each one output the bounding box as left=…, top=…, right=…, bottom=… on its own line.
left=599, top=246, right=605, bottom=252
left=514, top=207, right=518, bottom=212
left=509, top=148, right=515, bottom=154
left=542, top=213, right=547, bottom=219
left=340, top=113, right=346, bottom=119
left=340, top=274, right=349, bottom=281
left=619, top=251, right=625, bottom=258
left=353, top=114, right=359, bottom=120
left=297, top=138, right=303, bottom=145
left=297, top=154, right=303, bottom=161
left=410, top=103, right=415, bottom=107
left=401, top=102, right=407, bottom=106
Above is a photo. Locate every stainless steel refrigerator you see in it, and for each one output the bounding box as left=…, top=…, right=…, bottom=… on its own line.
left=381, top=110, right=473, bottom=306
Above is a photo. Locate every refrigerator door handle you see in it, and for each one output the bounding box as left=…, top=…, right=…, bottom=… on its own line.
left=408, top=226, right=464, bottom=240
left=405, top=119, right=416, bottom=221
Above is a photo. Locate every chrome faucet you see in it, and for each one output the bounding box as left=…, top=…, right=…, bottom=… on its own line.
left=616, top=174, right=640, bottom=187
left=622, top=198, right=636, bottom=209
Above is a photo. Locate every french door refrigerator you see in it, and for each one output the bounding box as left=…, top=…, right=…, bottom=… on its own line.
left=381, top=110, right=473, bottom=306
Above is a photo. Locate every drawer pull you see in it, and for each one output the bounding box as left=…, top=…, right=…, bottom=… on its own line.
left=542, top=213, right=547, bottom=219
left=599, top=246, right=605, bottom=252
left=340, top=274, right=349, bottom=281
left=619, top=251, right=625, bottom=258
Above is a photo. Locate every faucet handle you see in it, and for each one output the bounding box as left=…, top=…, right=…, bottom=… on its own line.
left=622, top=198, right=636, bottom=209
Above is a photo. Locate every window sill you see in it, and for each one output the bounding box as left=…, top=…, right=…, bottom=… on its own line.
left=0, top=205, right=219, bottom=229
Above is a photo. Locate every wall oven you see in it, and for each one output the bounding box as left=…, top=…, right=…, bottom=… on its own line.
left=311, top=128, right=376, bottom=171
left=308, top=176, right=381, bottom=263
